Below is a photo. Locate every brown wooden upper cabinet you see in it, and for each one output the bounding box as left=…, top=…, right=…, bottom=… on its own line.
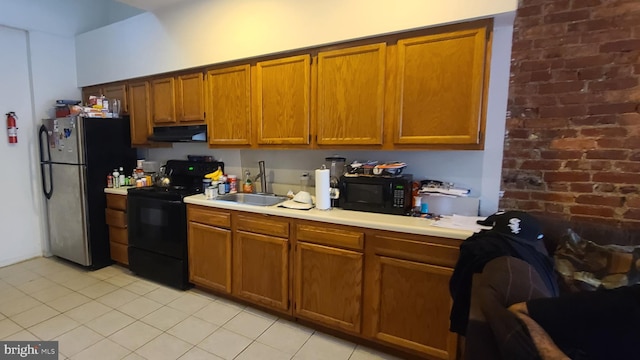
left=316, top=43, right=386, bottom=146
left=176, top=73, right=205, bottom=123
left=151, top=77, right=176, bottom=125
left=152, top=74, right=205, bottom=126
left=82, top=83, right=128, bottom=114
left=392, top=25, right=488, bottom=146
left=206, top=65, right=251, bottom=146
left=103, top=84, right=128, bottom=114
left=128, top=81, right=153, bottom=146
left=254, top=55, right=311, bottom=145
left=81, top=85, right=101, bottom=106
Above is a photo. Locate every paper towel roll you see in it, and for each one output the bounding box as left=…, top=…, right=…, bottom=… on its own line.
left=315, top=168, right=331, bottom=210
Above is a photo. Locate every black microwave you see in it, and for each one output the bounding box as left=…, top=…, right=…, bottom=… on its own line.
left=339, top=174, right=413, bottom=215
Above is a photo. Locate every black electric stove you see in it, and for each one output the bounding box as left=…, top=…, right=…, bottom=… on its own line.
left=127, top=160, right=223, bottom=289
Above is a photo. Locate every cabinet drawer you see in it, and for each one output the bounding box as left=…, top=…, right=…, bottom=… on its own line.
left=187, top=205, right=231, bottom=228
left=109, top=226, right=128, bottom=245
left=369, top=233, right=459, bottom=268
left=296, top=223, right=364, bottom=251
left=110, top=241, right=128, bottom=265
left=105, top=208, right=127, bottom=228
left=237, top=214, right=289, bottom=238
left=106, top=194, right=127, bottom=211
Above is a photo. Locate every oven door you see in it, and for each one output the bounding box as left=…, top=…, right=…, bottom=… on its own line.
left=127, top=194, right=187, bottom=259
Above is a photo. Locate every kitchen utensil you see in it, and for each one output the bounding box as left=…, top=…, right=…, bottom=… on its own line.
left=156, top=166, right=172, bottom=187
left=372, top=162, right=407, bottom=176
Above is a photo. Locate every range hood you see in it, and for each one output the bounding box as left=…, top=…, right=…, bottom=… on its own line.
left=148, top=125, right=207, bottom=142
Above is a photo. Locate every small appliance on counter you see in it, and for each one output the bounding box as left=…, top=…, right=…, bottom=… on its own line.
left=127, top=160, right=223, bottom=289
left=325, top=156, right=346, bottom=208
left=339, top=174, right=413, bottom=215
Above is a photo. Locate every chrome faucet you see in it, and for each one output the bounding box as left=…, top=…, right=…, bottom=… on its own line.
left=253, top=160, right=268, bottom=194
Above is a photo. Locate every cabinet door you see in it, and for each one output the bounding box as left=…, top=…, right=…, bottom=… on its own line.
left=366, top=255, right=456, bottom=360
left=187, top=222, right=232, bottom=293
left=255, top=55, right=310, bottom=145
left=233, top=231, right=289, bottom=312
left=82, top=85, right=102, bottom=106
left=103, top=83, right=128, bottom=114
left=110, top=242, right=128, bottom=265
left=128, top=81, right=152, bottom=146
left=316, top=43, right=386, bottom=145
left=176, top=73, right=205, bottom=123
left=151, top=77, right=177, bottom=124
left=206, top=65, right=251, bottom=145
left=393, top=26, right=487, bottom=145
left=295, top=242, right=363, bottom=334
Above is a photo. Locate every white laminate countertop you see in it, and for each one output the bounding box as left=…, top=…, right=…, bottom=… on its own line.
left=104, top=186, right=134, bottom=195
left=184, top=194, right=475, bottom=240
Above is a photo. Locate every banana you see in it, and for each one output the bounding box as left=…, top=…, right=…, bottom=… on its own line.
left=205, top=167, right=223, bottom=181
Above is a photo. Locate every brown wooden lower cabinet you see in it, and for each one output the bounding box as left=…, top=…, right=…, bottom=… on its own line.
left=363, top=232, right=460, bottom=360
left=185, top=204, right=460, bottom=359
left=187, top=222, right=232, bottom=293
left=233, top=230, right=289, bottom=312
left=294, top=241, right=363, bottom=334
left=233, top=213, right=290, bottom=314
left=105, top=194, right=128, bottom=265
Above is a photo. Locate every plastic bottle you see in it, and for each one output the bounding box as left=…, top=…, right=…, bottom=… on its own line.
left=118, top=167, right=125, bottom=186
left=221, top=175, right=229, bottom=194
left=107, top=175, right=114, bottom=188
left=112, top=168, right=120, bottom=188
left=243, top=170, right=253, bottom=193
left=299, top=172, right=309, bottom=193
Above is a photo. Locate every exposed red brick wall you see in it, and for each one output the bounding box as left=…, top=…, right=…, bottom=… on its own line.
left=502, top=0, right=640, bottom=228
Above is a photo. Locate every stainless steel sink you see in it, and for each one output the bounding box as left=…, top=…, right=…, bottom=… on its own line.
left=215, top=193, right=288, bottom=207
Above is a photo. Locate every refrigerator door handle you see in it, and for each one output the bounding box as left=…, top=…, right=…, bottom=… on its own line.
left=39, top=125, right=53, bottom=199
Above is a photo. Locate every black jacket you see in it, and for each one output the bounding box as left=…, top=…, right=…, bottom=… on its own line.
left=449, top=229, right=559, bottom=335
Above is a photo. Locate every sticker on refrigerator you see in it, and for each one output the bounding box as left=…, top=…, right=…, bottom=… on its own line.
left=64, top=128, right=72, bottom=138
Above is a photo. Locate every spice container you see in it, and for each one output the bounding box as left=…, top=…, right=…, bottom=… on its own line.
left=228, top=175, right=237, bottom=193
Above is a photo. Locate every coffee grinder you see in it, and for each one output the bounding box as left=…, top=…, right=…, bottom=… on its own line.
left=325, top=156, right=346, bottom=207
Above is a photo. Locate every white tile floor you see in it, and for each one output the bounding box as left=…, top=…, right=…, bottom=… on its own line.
left=0, top=257, right=402, bottom=360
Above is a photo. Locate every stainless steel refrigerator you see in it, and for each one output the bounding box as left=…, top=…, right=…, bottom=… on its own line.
left=38, top=116, right=136, bottom=268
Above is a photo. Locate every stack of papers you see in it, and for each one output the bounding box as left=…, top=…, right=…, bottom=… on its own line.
left=432, top=215, right=490, bottom=233
left=419, top=186, right=470, bottom=197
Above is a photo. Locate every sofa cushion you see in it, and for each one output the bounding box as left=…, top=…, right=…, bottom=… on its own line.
left=554, top=229, right=640, bottom=292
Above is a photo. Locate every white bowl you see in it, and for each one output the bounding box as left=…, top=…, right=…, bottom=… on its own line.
left=293, top=191, right=313, bottom=204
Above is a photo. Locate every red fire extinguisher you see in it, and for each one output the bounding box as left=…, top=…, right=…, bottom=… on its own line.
left=6, top=112, right=18, bottom=144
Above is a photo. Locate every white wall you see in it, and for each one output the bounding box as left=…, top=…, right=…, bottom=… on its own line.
left=82, top=0, right=517, bottom=216
left=0, top=0, right=102, bottom=266
left=0, top=0, right=142, bottom=36
left=76, top=0, right=517, bottom=86
left=0, top=27, right=43, bottom=266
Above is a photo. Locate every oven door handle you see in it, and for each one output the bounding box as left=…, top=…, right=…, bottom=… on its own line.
left=127, top=195, right=184, bottom=206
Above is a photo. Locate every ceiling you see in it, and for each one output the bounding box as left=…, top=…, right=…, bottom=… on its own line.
left=115, top=0, right=192, bottom=11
